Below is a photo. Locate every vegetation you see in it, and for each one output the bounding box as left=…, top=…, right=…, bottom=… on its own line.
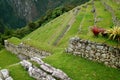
left=0, top=0, right=120, bottom=80
left=8, top=37, right=21, bottom=45
left=0, top=49, right=20, bottom=68
left=106, top=26, right=120, bottom=42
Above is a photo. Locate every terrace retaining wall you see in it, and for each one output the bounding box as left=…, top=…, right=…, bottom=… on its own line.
left=4, top=40, right=50, bottom=60
left=66, top=37, right=120, bottom=69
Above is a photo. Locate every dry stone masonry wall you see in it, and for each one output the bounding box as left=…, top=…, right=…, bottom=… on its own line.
left=4, top=40, right=50, bottom=60
left=0, top=69, right=13, bottom=80
left=66, top=37, right=120, bottom=69
left=20, top=57, right=71, bottom=80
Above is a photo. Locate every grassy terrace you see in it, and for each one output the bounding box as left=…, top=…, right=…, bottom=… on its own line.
left=7, top=37, right=21, bottom=45
left=1, top=0, right=120, bottom=80
left=102, top=0, right=120, bottom=20
left=95, top=0, right=113, bottom=28
left=21, top=1, right=120, bottom=80
left=78, top=1, right=119, bottom=47
left=23, top=11, right=73, bottom=45
left=0, top=49, right=33, bottom=80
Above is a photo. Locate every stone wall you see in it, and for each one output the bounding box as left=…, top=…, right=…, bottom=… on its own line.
left=66, top=37, right=120, bottom=69
left=4, top=40, right=51, bottom=60
left=20, top=57, right=71, bottom=80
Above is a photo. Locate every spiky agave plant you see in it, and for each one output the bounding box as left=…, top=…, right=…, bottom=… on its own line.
left=106, top=26, right=120, bottom=42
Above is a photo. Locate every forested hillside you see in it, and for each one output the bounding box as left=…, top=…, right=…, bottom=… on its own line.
left=0, top=0, right=89, bottom=28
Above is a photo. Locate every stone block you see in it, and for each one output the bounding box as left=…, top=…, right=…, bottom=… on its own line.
left=1, top=69, right=9, bottom=79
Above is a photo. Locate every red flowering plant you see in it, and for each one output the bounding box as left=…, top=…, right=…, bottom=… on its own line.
left=91, top=26, right=106, bottom=36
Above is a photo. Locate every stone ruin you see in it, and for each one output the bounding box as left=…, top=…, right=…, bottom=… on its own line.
left=66, top=37, right=120, bottom=69
left=20, top=57, right=71, bottom=80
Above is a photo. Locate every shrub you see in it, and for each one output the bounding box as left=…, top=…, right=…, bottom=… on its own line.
left=28, top=22, right=37, bottom=31
left=91, top=26, right=106, bottom=36
left=106, top=26, right=120, bottom=41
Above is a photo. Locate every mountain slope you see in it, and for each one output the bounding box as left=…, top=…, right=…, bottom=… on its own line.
left=0, top=0, right=89, bottom=28
left=1, top=0, right=120, bottom=80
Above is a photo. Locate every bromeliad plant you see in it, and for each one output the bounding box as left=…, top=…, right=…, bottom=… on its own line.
left=106, top=26, right=120, bottom=42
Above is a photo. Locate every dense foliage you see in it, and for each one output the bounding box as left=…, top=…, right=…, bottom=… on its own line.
left=106, top=27, right=120, bottom=42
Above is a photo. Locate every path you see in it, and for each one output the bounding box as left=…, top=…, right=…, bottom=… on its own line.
left=6, top=63, right=20, bottom=68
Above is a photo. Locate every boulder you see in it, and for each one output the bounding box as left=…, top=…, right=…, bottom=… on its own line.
left=20, top=60, right=32, bottom=69
left=1, top=69, right=9, bottom=79
left=31, top=57, right=44, bottom=65
left=40, top=63, right=55, bottom=74
left=52, top=69, right=71, bottom=80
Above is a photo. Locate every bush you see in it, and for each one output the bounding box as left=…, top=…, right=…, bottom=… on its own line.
left=91, top=26, right=106, bottom=36
left=28, top=22, right=37, bottom=31
left=106, top=26, right=120, bottom=42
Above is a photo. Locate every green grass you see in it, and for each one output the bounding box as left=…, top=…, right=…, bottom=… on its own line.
left=8, top=64, right=34, bottom=80
left=103, top=0, right=120, bottom=19
left=8, top=37, right=21, bottom=45
left=0, top=49, right=20, bottom=68
left=23, top=11, right=73, bottom=45
left=44, top=51, right=120, bottom=80
left=95, top=0, right=113, bottom=28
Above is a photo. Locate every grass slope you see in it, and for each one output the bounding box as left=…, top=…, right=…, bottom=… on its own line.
left=21, top=0, right=120, bottom=80
left=0, top=49, right=34, bottom=80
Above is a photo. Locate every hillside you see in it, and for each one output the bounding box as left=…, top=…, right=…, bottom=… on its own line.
left=0, top=0, right=120, bottom=80
left=0, top=0, right=89, bottom=28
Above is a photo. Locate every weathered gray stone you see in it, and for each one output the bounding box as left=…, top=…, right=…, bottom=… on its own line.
left=40, top=63, right=55, bottom=74
left=101, top=54, right=107, bottom=59
left=66, top=48, right=73, bottom=53
left=0, top=78, right=3, bottom=80
left=1, top=69, right=9, bottom=79
left=52, top=69, right=70, bottom=80
left=97, top=46, right=103, bottom=50
left=5, top=41, right=51, bottom=60
left=104, top=62, right=109, bottom=66
left=86, top=46, right=91, bottom=51
left=31, top=57, right=44, bottom=65
left=96, top=53, right=101, bottom=57
left=0, top=71, right=4, bottom=80
left=20, top=60, right=32, bottom=69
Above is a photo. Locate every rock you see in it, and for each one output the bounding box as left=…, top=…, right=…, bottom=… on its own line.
left=0, top=71, right=4, bottom=80
left=40, top=63, right=55, bottom=74
left=97, top=46, right=103, bottom=50
left=52, top=69, right=71, bottom=80
left=96, top=53, right=101, bottom=57
left=5, top=77, right=13, bottom=80
left=46, top=75, right=56, bottom=80
left=1, top=69, right=9, bottom=79
left=104, top=62, right=109, bottom=66
left=0, top=78, right=3, bottom=80
left=31, top=57, right=44, bottom=65
left=86, top=46, right=91, bottom=51
left=66, top=48, right=73, bottom=53
left=101, top=54, right=106, bottom=59
left=20, top=60, right=32, bottom=69
left=28, top=66, right=47, bottom=79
